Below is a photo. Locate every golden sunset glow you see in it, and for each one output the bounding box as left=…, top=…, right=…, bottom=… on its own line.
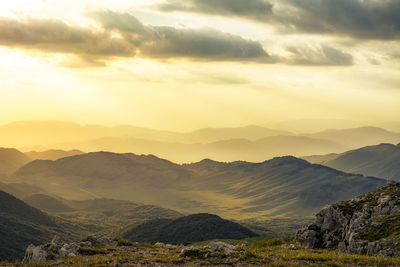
left=1, top=0, right=399, bottom=132
left=2, top=3, right=400, bottom=264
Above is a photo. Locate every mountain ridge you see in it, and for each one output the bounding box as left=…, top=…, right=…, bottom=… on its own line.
left=11, top=151, right=386, bottom=218
left=0, top=148, right=31, bottom=177
left=317, top=143, right=400, bottom=181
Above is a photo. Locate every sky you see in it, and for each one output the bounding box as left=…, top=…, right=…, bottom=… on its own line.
left=0, top=0, right=399, bottom=131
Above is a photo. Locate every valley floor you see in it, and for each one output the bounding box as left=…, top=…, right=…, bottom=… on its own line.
left=6, top=239, right=400, bottom=267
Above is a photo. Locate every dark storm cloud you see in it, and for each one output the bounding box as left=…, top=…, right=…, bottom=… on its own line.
left=276, top=0, right=400, bottom=40
left=158, top=0, right=273, bottom=21
left=0, top=11, right=270, bottom=64
left=158, top=0, right=400, bottom=40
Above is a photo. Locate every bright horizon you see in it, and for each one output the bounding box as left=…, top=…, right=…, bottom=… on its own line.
left=1, top=1, right=400, bottom=132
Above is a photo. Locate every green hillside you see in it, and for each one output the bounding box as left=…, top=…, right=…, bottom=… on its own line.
left=0, top=191, right=92, bottom=261
left=122, top=213, right=257, bottom=243
left=22, top=194, right=182, bottom=236
left=12, top=152, right=386, bottom=218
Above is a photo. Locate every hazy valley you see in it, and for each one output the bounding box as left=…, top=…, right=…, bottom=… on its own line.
left=2, top=121, right=400, bottom=163
left=1, top=120, right=400, bottom=265
left=2, top=1, right=400, bottom=264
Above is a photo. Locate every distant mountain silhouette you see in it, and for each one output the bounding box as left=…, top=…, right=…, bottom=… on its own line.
left=2, top=121, right=397, bottom=163
left=12, top=152, right=386, bottom=218
left=0, top=148, right=31, bottom=177
left=266, top=119, right=367, bottom=133
left=316, top=143, right=400, bottom=181
left=0, top=120, right=290, bottom=148
left=181, top=125, right=290, bottom=143
left=302, top=153, right=339, bottom=164
left=52, top=135, right=345, bottom=163
left=307, top=127, right=400, bottom=149
left=25, top=149, right=84, bottom=161
left=122, top=213, right=257, bottom=243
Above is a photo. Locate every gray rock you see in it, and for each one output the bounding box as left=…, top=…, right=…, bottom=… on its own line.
left=180, top=246, right=202, bottom=257
left=59, top=243, right=80, bottom=257
left=296, top=182, right=400, bottom=257
left=205, top=241, right=237, bottom=255
left=86, top=235, right=116, bottom=247
left=23, top=236, right=85, bottom=263
left=22, top=245, right=48, bottom=263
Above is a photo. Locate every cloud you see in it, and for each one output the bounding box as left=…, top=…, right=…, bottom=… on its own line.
left=158, top=0, right=400, bottom=40
left=158, top=0, right=273, bottom=21
left=0, top=17, right=134, bottom=60
left=275, top=0, right=400, bottom=40
left=0, top=11, right=270, bottom=65
left=284, top=45, right=354, bottom=66
left=91, top=10, right=271, bottom=61
left=0, top=10, right=354, bottom=67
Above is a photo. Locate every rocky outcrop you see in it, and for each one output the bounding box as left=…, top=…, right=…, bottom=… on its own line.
left=180, top=241, right=238, bottom=258
left=296, top=181, right=400, bottom=257
left=22, top=235, right=115, bottom=264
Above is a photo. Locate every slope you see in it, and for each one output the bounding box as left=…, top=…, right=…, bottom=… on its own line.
left=320, top=143, right=400, bottom=181
left=184, top=156, right=386, bottom=217
left=122, top=213, right=257, bottom=243
left=0, top=148, right=31, bottom=177
left=12, top=152, right=386, bottom=218
left=0, top=191, right=91, bottom=261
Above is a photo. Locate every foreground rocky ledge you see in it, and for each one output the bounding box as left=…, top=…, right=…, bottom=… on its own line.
left=6, top=236, right=400, bottom=266
left=296, top=181, right=400, bottom=257
left=22, top=235, right=241, bottom=265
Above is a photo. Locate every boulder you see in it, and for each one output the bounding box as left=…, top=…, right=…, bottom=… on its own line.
left=59, top=243, right=80, bottom=257
left=22, top=245, right=48, bottom=263
left=296, top=182, right=400, bottom=257
left=85, top=235, right=116, bottom=247
left=205, top=241, right=237, bottom=255
left=180, top=246, right=202, bottom=257
left=22, top=235, right=115, bottom=263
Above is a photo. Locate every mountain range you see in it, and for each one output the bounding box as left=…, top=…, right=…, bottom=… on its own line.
left=305, top=127, right=400, bottom=149
left=6, top=151, right=386, bottom=218
left=2, top=121, right=400, bottom=162
left=305, top=143, right=400, bottom=181
left=25, top=149, right=84, bottom=161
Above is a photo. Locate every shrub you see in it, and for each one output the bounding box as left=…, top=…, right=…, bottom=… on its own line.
left=252, top=238, right=286, bottom=248
left=117, top=239, right=133, bottom=246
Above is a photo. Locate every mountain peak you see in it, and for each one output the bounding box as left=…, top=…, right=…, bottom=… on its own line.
left=186, top=158, right=229, bottom=169
left=262, top=156, right=310, bottom=166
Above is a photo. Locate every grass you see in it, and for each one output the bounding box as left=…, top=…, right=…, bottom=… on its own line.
left=6, top=238, right=400, bottom=266
left=116, top=239, right=133, bottom=246
left=252, top=238, right=286, bottom=247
